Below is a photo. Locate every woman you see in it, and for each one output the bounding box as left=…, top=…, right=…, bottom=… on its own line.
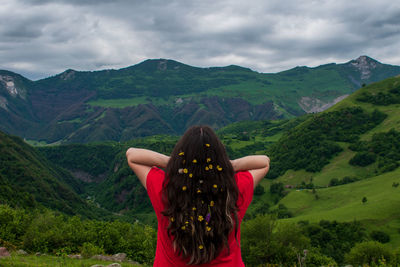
left=126, top=125, right=270, bottom=266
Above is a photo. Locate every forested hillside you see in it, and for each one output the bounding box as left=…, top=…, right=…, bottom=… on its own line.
left=0, top=131, right=112, bottom=219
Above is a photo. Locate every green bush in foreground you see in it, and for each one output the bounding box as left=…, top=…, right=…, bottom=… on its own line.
left=0, top=205, right=156, bottom=265
left=0, top=253, right=142, bottom=267
left=80, top=242, right=105, bottom=258
left=345, top=241, right=395, bottom=266
left=241, top=215, right=337, bottom=266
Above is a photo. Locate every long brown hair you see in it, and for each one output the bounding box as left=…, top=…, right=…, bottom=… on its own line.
left=162, top=125, right=239, bottom=264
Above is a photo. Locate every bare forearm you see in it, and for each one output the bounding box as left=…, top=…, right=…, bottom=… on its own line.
left=231, top=155, right=270, bottom=172
left=126, top=148, right=170, bottom=168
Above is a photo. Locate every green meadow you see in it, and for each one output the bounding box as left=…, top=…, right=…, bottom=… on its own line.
left=87, top=96, right=150, bottom=108
left=278, top=169, right=400, bottom=246
left=0, top=253, right=146, bottom=267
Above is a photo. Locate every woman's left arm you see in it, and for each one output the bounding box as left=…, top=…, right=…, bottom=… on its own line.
left=126, top=148, right=170, bottom=189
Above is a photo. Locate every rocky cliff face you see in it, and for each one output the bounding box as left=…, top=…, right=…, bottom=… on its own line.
left=348, top=55, right=379, bottom=80
left=298, top=95, right=349, bottom=113
left=0, top=75, right=19, bottom=96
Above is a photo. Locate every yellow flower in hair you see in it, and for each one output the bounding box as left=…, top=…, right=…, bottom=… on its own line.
left=206, top=226, right=211, bottom=232
left=182, top=186, right=187, bottom=191
left=189, top=173, right=193, bottom=178
left=198, top=215, right=204, bottom=221
left=205, top=143, right=210, bottom=147
left=192, top=159, right=197, bottom=163
left=181, top=226, right=186, bottom=230
left=209, top=164, right=213, bottom=169
left=179, top=152, right=184, bottom=156
left=199, top=245, right=204, bottom=249
left=205, top=166, right=209, bottom=171
left=217, top=165, right=222, bottom=171
left=207, top=158, right=211, bottom=162
left=183, top=168, right=188, bottom=174
left=210, top=201, right=215, bottom=207
left=213, top=184, right=218, bottom=189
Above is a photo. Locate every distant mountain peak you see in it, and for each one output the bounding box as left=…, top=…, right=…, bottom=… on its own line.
left=130, top=58, right=189, bottom=72
left=354, top=55, right=380, bottom=64
left=59, top=69, right=77, bottom=81
left=347, top=55, right=382, bottom=80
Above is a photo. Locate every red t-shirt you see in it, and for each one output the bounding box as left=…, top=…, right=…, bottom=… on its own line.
left=146, top=167, right=254, bottom=266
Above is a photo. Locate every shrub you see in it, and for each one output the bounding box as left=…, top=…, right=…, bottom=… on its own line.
left=345, top=241, right=394, bottom=266
left=349, top=152, right=376, bottom=166
left=306, top=249, right=337, bottom=267
left=254, top=184, right=265, bottom=195
left=370, top=230, right=390, bottom=244
left=80, top=242, right=104, bottom=258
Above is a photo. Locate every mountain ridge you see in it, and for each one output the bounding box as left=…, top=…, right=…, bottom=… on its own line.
left=1, top=56, right=400, bottom=144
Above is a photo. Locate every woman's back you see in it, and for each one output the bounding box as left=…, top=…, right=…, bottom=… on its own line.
left=161, top=126, right=241, bottom=264
left=147, top=167, right=254, bottom=266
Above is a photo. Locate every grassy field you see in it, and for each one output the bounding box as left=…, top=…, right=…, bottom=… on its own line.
left=0, top=253, right=145, bottom=267
left=278, top=168, right=400, bottom=247
left=87, top=96, right=150, bottom=108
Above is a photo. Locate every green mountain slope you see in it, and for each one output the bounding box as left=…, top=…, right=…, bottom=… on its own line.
left=255, top=75, right=400, bottom=247
left=0, top=131, right=111, bottom=219
left=1, top=56, right=400, bottom=144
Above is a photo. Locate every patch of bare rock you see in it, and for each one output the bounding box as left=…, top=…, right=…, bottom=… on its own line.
left=0, top=247, right=11, bottom=258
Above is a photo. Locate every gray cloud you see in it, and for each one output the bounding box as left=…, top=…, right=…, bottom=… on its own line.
left=0, top=0, right=399, bottom=80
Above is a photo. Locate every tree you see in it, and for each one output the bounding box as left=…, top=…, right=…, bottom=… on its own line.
left=241, top=214, right=277, bottom=266
left=274, top=223, right=311, bottom=266
left=362, top=196, right=368, bottom=204
left=270, top=182, right=285, bottom=197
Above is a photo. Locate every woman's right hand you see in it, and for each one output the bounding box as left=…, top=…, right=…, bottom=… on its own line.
left=231, top=155, right=270, bottom=188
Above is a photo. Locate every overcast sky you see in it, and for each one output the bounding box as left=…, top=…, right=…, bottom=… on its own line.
left=1, top=0, right=400, bottom=80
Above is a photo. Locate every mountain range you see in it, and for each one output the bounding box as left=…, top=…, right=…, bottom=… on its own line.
left=1, top=55, right=400, bottom=144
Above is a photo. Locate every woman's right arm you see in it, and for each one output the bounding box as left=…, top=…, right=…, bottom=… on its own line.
left=126, top=147, right=170, bottom=189
left=231, top=155, right=270, bottom=188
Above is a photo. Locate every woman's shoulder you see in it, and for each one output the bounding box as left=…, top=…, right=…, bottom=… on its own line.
left=234, top=171, right=254, bottom=212
left=234, top=171, right=254, bottom=187
left=146, top=167, right=165, bottom=191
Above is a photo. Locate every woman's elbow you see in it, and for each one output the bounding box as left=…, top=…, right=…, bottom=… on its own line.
left=263, top=156, right=270, bottom=173
left=126, top=147, right=136, bottom=161
left=263, top=155, right=270, bottom=168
